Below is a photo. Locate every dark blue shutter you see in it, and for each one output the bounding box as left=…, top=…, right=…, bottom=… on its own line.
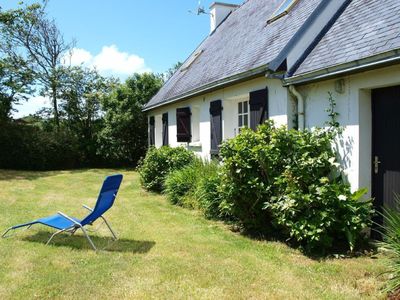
left=249, top=88, right=268, bottom=130
left=149, top=116, right=155, bottom=146
left=176, top=107, right=191, bottom=143
left=210, top=100, right=223, bottom=155
left=162, top=113, right=169, bottom=146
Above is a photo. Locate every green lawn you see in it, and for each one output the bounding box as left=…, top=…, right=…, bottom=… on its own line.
left=0, top=169, right=389, bottom=299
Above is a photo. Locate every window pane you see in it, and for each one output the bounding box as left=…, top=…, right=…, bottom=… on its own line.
left=244, top=101, right=248, bottom=113
left=244, top=114, right=248, bottom=127
left=275, top=0, right=295, bottom=16
left=238, top=102, right=242, bottom=114
left=239, top=115, right=243, bottom=127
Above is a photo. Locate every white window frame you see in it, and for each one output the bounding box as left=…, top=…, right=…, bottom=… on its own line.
left=181, top=50, right=204, bottom=72
left=238, top=100, right=249, bottom=132
left=267, top=0, right=299, bottom=24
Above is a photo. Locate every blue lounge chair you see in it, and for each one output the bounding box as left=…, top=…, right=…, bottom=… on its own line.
left=2, top=174, right=123, bottom=250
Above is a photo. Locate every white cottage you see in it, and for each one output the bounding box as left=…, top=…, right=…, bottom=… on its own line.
left=144, top=0, right=400, bottom=212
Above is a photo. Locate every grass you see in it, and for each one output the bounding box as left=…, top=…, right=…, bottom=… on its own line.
left=0, top=169, right=389, bottom=299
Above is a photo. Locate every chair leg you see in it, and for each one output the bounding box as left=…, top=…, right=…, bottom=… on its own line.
left=80, top=227, right=97, bottom=251
left=2, top=224, right=34, bottom=238
left=46, top=229, right=66, bottom=245
left=101, top=216, right=117, bottom=240
left=2, top=227, right=14, bottom=238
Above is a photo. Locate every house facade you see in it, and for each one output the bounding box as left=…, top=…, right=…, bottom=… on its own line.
left=144, top=0, right=400, bottom=211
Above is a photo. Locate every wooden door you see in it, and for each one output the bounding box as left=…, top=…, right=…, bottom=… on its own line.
left=372, top=85, right=400, bottom=232
left=210, top=100, right=222, bottom=156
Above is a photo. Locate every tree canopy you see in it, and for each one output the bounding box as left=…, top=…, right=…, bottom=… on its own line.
left=0, top=1, right=174, bottom=169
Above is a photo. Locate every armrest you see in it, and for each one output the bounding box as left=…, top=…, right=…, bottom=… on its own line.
left=57, top=212, right=81, bottom=226
left=82, top=204, right=94, bottom=212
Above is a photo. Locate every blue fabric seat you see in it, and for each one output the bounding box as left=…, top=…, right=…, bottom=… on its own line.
left=2, top=174, right=123, bottom=250
left=37, top=215, right=82, bottom=230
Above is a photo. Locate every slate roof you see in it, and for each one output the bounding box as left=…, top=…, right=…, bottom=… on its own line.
left=294, top=0, right=400, bottom=75
left=145, top=0, right=321, bottom=110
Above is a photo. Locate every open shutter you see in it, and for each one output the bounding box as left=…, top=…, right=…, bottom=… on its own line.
left=249, top=88, right=268, bottom=130
left=210, top=100, right=223, bottom=155
left=176, top=107, right=191, bottom=142
left=162, top=113, right=169, bottom=146
left=149, top=116, right=155, bottom=146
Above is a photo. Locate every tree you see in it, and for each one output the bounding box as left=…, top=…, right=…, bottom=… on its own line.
left=0, top=56, right=34, bottom=121
left=58, top=66, right=117, bottom=164
left=0, top=2, right=73, bottom=127
left=164, top=61, right=183, bottom=81
left=99, top=73, right=163, bottom=166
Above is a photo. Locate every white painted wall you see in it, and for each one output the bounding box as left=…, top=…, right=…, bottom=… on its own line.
left=148, top=76, right=290, bottom=160
left=297, top=64, right=400, bottom=195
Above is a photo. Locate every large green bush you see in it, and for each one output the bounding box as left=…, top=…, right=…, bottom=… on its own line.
left=165, top=161, right=201, bottom=208
left=0, top=122, right=80, bottom=170
left=165, top=160, right=225, bottom=217
left=218, top=127, right=273, bottom=232
left=138, top=146, right=196, bottom=192
left=195, top=165, right=226, bottom=220
left=219, top=121, right=373, bottom=252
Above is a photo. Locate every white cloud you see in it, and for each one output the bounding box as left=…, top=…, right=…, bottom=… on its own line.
left=14, top=45, right=151, bottom=118
left=13, top=96, right=51, bottom=118
left=67, top=48, right=93, bottom=66
left=65, top=45, right=151, bottom=77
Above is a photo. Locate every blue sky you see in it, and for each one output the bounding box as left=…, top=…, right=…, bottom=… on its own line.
left=3, top=0, right=243, bottom=117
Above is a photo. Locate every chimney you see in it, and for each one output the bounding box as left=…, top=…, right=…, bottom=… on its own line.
left=210, top=2, right=239, bottom=33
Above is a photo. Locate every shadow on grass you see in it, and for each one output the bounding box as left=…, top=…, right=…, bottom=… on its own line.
left=0, top=170, right=60, bottom=181
left=22, top=231, right=156, bottom=253
left=236, top=226, right=378, bottom=261
left=0, top=168, right=133, bottom=181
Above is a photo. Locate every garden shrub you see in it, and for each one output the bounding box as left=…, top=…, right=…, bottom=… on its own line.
left=218, top=127, right=274, bottom=233
left=195, top=166, right=226, bottom=220
left=0, top=122, right=80, bottom=170
left=138, top=146, right=195, bottom=192
left=165, top=159, right=225, bottom=215
left=377, top=195, right=400, bottom=297
left=219, top=120, right=373, bottom=252
left=165, top=160, right=201, bottom=208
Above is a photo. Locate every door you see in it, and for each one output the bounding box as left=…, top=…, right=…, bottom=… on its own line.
left=162, top=113, right=168, bottom=146
left=149, top=116, right=155, bottom=146
left=210, top=100, right=222, bottom=156
left=372, top=85, right=400, bottom=231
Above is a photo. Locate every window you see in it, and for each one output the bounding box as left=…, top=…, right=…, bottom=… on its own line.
left=181, top=50, right=204, bottom=72
left=162, top=113, right=168, bottom=146
left=238, top=101, right=249, bottom=131
left=176, top=107, right=191, bottom=143
left=149, top=116, right=155, bottom=146
left=267, top=0, right=298, bottom=24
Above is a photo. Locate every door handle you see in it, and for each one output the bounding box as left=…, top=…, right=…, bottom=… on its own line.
left=374, top=156, right=381, bottom=174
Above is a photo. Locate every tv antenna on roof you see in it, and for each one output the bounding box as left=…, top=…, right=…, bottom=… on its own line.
left=189, top=0, right=210, bottom=15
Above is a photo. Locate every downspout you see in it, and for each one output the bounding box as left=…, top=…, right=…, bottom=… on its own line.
left=289, top=85, right=305, bottom=130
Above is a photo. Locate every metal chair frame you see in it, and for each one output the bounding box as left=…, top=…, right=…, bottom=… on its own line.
left=2, top=204, right=117, bottom=251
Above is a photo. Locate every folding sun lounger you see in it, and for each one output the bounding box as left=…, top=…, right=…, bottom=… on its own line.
left=2, top=174, right=123, bottom=251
